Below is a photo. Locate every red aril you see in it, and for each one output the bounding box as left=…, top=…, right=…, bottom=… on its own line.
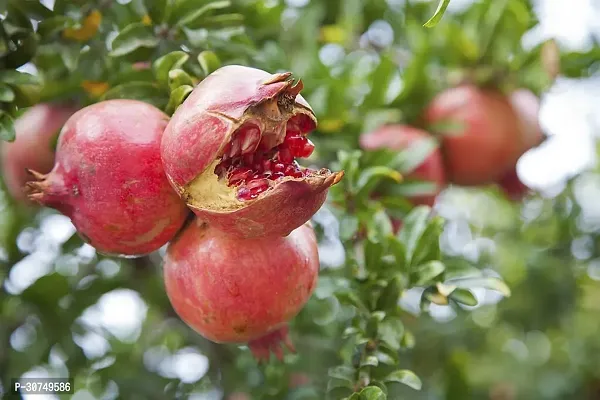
left=359, top=125, right=446, bottom=207
left=163, top=219, right=319, bottom=362
left=25, top=100, right=189, bottom=257
left=161, top=65, right=344, bottom=239
left=1, top=103, right=77, bottom=204
left=424, top=85, right=522, bottom=186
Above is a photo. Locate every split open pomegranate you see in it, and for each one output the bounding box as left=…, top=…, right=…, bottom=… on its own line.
left=161, top=65, right=344, bottom=239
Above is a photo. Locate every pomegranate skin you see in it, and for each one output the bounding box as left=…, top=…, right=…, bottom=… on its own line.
left=26, top=100, right=189, bottom=257
left=359, top=125, right=446, bottom=207
left=424, top=85, right=522, bottom=186
left=1, top=103, right=76, bottom=203
left=163, top=220, right=319, bottom=349
left=161, top=65, right=343, bottom=239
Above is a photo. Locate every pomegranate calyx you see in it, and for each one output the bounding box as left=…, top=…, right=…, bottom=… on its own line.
left=248, top=325, right=296, bottom=363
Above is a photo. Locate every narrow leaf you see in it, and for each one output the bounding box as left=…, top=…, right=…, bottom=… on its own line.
left=447, top=277, right=511, bottom=297
left=176, top=0, right=231, bottom=28
left=359, top=386, right=386, bottom=400
left=356, top=166, right=402, bottom=198
left=450, top=288, right=478, bottom=306
left=0, top=70, right=40, bottom=85
left=197, top=50, right=221, bottom=76
left=423, top=0, right=451, bottom=28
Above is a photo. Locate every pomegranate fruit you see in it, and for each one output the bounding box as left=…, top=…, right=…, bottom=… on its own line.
left=161, top=65, right=344, bottom=239
left=359, top=124, right=446, bottom=207
left=424, top=85, right=522, bottom=186
left=1, top=103, right=77, bottom=203
left=163, top=219, right=319, bottom=362
left=25, top=99, right=189, bottom=257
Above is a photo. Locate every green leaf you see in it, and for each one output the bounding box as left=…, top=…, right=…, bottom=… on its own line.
left=393, top=135, right=439, bottom=174
left=176, top=0, right=232, bottom=28
left=447, top=277, right=511, bottom=297
left=109, top=22, right=160, bottom=57
left=367, top=210, right=393, bottom=241
left=378, top=319, right=404, bottom=351
left=37, top=16, right=71, bottom=37
left=376, top=277, right=402, bottom=311
left=328, top=366, right=355, bottom=383
left=59, top=44, right=80, bottom=71
left=411, top=216, right=444, bottom=266
left=168, top=69, right=194, bottom=91
left=0, top=83, right=15, bottom=102
left=360, top=355, right=379, bottom=368
left=423, top=0, right=451, bottom=28
left=336, top=290, right=369, bottom=314
left=384, top=370, right=422, bottom=390
left=375, top=348, right=398, bottom=365
left=101, top=82, right=168, bottom=109
left=364, top=238, right=384, bottom=271
left=197, top=50, right=221, bottom=76
left=450, top=288, right=478, bottom=306
left=412, top=261, right=445, bottom=286
left=145, top=0, right=168, bottom=24
left=355, top=166, right=402, bottom=198
left=313, top=296, right=340, bottom=325
left=398, top=206, right=431, bottom=265
left=327, top=377, right=354, bottom=392
left=0, top=70, right=41, bottom=85
left=9, top=0, right=54, bottom=19
left=0, top=111, right=16, bottom=142
left=359, top=386, right=386, bottom=400
left=153, top=51, right=190, bottom=86
left=165, top=85, right=193, bottom=115
left=388, top=237, right=407, bottom=273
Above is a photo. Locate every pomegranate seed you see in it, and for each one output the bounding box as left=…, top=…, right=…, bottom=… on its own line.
left=285, top=135, right=306, bottom=157
left=228, top=167, right=252, bottom=185
left=222, top=141, right=232, bottom=158
left=284, top=165, right=296, bottom=176
left=251, top=173, right=262, bottom=180
left=278, top=147, right=294, bottom=164
left=272, top=172, right=285, bottom=179
left=237, top=187, right=252, bottom=200
left=262, top=171, right=273, bottom=179
left=291, top=169, right=304, bottom=178
left=273, top=163, right=285, bottom=172
left=297, top=139, right=315, bottom=158
left=246, top=178, right=269, bottom=197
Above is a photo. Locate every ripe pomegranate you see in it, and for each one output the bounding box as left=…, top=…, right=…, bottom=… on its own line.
left=359, top=125, right=445, bottom=207
left=497, top=167, right=530, bottom=201
left=509, top=88, right=544, bottom=155
left=161, top=65, right=344, bottom=239
left=163, top=219, right=319, bottom=362
left=25, top=100, right=189, bottom=257
left=1, top=103, right=77, bottom=203
left=424, top=85, right=522, bottom=186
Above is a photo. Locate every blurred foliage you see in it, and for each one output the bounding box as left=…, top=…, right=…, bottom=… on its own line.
left=0, top=0, right=600, bottom=399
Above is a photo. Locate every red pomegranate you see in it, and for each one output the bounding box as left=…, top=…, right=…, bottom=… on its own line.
left=1, top=103, right=77, bottom=203
left=161, top=65, right=344, bottom=239
left=424, top=85, right=523, bottom=186
left=25, top=99, right=189, bottom=257
left=359, top=125, right=446, bottom=207
left=163, top=219, right=319, bottom=362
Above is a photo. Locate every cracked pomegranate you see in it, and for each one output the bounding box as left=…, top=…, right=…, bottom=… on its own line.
left=359, top=124, right=446, bottom=207
left=161, top=65, right=344, bottom=239
left=25, top=99, right=189, bottom=257
left=163, top=219, right=319, bottom=362
left=509, top=88, right=544, bottom=156
left=424, top=85, right=522, bottom=186
left=1, top=103, right=77, bottom=203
